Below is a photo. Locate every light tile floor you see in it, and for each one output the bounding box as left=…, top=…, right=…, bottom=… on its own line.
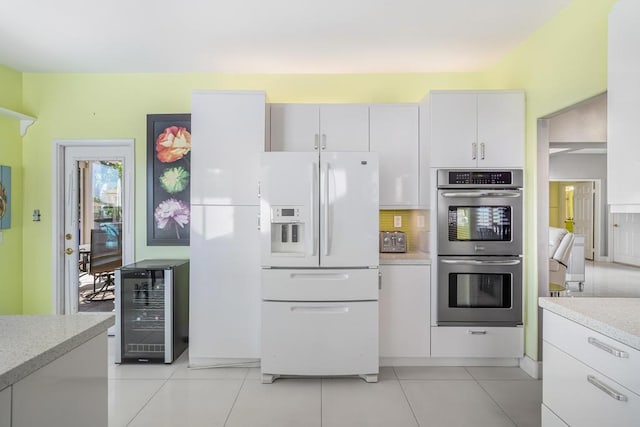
left=108, top=339, right=541, bottom=427
left=564, top=260, right=640, bottom=297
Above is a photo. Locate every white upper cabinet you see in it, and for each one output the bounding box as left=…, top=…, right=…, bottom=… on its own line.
left=370, top=104, right=419, bottom=207
left=191, top=91, right=266, bottom=205
left=269, top=104, right=319, bottom=152
left=608, top=0, right=640, bottom=209
left=270, top=104, right=369, bottom=152
left=429, top=91, right=525, bottom=168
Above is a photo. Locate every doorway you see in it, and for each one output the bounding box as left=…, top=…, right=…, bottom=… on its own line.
left=549, top=180, right=599, bottom=260
left=52, top=139, right=134, bottom=315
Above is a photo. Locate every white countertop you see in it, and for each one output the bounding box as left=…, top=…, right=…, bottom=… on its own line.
left=0, top=314, right=114, bottom=390
left=380, top=252, right=431, bottom=265
left=539, top=297, right=640, bottom=351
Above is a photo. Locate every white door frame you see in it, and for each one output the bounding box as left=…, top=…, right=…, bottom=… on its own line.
left=52, top=139, right=135, bottom=315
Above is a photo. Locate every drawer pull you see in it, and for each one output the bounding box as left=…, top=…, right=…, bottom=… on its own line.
left=588, top=337, right=629, bottom=358
left=290, top=306, right=349, bottom=314
left=468, top=330, right=487, bottom=335
left=289, top=273, right=349, bottom=281
left=587, top=375, right=628, bottom=402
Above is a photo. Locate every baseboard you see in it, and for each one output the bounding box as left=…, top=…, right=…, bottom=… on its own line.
left=188, top=357, right=260, bottom=369
left=380, top=357, right=521, bottom=367
left=519, top=355, right=542, bottom=379
left=595, top=255, right=609, bottom=262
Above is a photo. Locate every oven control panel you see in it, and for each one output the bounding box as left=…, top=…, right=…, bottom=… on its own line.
left=438, top=169, right=523, bottom=188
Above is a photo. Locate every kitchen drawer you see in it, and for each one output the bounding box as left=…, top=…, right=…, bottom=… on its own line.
left=431, top=326, right=524, bottom=358
left=544, top=310, right=640, bottom=395
left=262, top=269, right=378, bottom=301
left=541, top=404, right=568, bottom=427
left=543, top=342, right=640, bottom=426
left=261, top=301, right=378, bottom=375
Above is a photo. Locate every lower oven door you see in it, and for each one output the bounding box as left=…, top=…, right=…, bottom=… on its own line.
left=437, top=256, right=523, bottom=326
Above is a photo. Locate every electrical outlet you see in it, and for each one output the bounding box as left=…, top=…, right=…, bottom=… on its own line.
left=417, top=215, right=425, bottom=228
left=394, top=216, right=402, bottom=228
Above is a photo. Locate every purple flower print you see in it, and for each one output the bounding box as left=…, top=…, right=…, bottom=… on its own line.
left=154, top=198, right=190, bottom=239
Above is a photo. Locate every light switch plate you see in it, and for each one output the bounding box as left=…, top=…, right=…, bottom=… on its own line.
left=417, top=215, right=425, bottom=228
left=394, top=216, right=402, bottom=228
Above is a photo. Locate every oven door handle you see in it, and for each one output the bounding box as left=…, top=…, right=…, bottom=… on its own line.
left=440, top=191, right=521, bottom=198
left=441, top=259, right=521, bottom=266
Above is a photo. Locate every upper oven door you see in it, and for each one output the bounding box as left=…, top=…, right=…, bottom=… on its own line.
left=437, top=189, right=523, bottom=256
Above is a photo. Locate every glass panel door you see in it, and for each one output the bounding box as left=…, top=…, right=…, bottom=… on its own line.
left=447, top=206, right=512, bottom=242
left=121, top=269, right=166, bottom=361
left=448, top=273, right=512, bottom=308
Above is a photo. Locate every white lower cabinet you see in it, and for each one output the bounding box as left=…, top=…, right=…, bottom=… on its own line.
left=12, top=334, right=108, bottom=427
left=261, top=300, right=378, bottom=376
left=430, top=326, right=524, bottom=358
left=0, top=387, right=10, bottom=427
left=542, top=309, right=640, bottom=426
left=543, top=343, right=640, bottom=426
left=379, top=265, right=430, bottom=359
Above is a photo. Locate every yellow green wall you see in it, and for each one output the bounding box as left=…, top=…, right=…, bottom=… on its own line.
left=485, top=0, right=617, bottom=360
left=20, top=72, right=493, bottom=314
left=0, top=64, right=24, bottom=313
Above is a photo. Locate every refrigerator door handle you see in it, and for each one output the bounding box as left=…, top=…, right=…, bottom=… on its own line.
left=323, top=162, right=330, bottom=256
left=309, top=162, right=317, bottom=256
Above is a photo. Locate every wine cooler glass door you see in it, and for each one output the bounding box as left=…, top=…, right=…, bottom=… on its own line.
left=121, top=269, right=166, bottom=362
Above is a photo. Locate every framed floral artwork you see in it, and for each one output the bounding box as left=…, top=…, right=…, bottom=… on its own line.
left=147, top=114, right=191, bottom=246
left=0, top=165, right=10, bottom=229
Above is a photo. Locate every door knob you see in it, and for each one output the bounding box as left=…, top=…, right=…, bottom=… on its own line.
left=65, top=248, right=74, bottom=255
left=65, top=233, right=72, bottom=240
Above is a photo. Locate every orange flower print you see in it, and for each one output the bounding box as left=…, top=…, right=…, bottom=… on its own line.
left=156, top=126, right=192, bottom=163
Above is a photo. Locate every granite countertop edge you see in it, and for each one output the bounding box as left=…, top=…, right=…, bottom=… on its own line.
left=539, top=298, right=640, bottom=351
left=0, top=314, right=115, bottom=390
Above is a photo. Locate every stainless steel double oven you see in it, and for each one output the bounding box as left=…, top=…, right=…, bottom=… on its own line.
left=436, top=169, right=523, bottom=326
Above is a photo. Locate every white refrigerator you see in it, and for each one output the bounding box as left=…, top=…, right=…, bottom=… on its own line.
left=259, top=151, right=380, bottom=383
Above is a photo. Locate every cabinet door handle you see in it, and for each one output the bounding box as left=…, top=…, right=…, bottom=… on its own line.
left=314, top=134, right=319, bottom=150
left=467, top=330, right=487, bottom=335
left=587, top=375, right=628, bottom=402
left=472, top=143, right=477, bottom=160
left=378, top=272, right=382, bottom=290
left=588, top=337, right=629, bottom=358
left=480, top=142, right=485, bottom=160
left=321, top=134, right=327, bottom=150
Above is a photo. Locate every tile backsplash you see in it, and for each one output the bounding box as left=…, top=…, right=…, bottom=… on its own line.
left=379, top=209, right=430, bottom=253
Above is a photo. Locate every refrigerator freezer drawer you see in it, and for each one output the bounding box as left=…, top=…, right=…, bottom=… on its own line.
left=262, top=268, right=379, bottom=301
left=261, top=301, right=379, bottom=376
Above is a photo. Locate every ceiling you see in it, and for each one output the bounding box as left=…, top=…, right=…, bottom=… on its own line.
left=0, top=0, right=573, bottom=73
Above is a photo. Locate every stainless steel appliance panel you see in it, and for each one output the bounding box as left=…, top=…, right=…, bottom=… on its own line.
left=116, top=260, right=189, bottom=364
left=437, top=171, right=523, bottom=256
left=437, top=256, right=522, bottom=326
left=379, top=231, right=407, bottom=253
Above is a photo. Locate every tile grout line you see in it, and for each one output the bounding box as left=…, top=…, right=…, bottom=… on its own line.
left=124, top=375, right=172, bottom=427
left=222, top=368, right=250, bottom=427
left=464, top=367, right=518, bottom=427
left=394, top=367, right=421, bottom=427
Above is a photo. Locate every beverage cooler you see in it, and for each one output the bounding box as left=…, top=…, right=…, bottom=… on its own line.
left=115, top=260, right=189, bottom=364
